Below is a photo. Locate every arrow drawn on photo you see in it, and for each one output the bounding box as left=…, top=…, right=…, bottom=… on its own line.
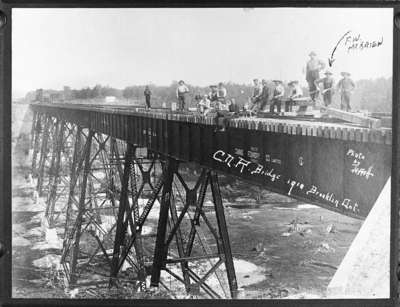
left=328, top=30, right=351, bottom=67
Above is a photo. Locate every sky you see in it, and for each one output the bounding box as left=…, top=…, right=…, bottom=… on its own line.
left=12, top=8, right=393, bottom=98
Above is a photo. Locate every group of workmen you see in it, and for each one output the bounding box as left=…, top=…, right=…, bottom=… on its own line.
left=248, top=51, right=356, bottom=114
left=305, top=51, right=355, bottom=112
left=144, top=51, right=356, bottom=114
left=195, top=82, right=235, bottom=115
left=145, top=80, right=234, bottom=114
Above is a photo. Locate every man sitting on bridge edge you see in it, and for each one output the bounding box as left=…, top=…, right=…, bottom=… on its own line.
left=270, top=80, right=285, bottom=114
left=286, top=80, right=303, bottom=112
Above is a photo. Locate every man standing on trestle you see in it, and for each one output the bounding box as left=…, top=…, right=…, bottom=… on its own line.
left=305, top=51, right=325, bottom=102
left=176, top=80, right=190, bottom=111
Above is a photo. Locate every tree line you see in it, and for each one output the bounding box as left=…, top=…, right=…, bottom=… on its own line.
left=26, top=77, right=392, bottom=113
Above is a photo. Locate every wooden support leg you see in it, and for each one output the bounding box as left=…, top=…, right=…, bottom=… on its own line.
left=31, top=112, right=43, bottom=174
left=109, top=148, right=164, bottom=288
left=169, top=195, right=191, bottom=292
left=184, top=170, right=208, bottom=257
left=62, top=126, right=83, bottom=251
left=46, top=120, right=65, bottom=226
left=110, top=143, right=135, bottom=284
left=129, top=155, right=147, bottom=291
left=36, top=116, right=51, bottom=195
left=30, top=110, right=38, bottom=149
left=46, top=118, right=60, bottom=193
left=69, top=130, right=94, bottom=285
left=149, top=166, right=237, bottom=298
left=209, top=171, right=238, bottom=299
left=150, top=158, right=178, bottom=287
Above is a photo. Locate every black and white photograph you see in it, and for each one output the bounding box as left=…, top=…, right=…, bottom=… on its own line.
left=11, top=8, right=392, bottom=300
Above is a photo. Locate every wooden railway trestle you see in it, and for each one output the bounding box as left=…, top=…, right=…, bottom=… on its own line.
left=30, top=109, right=239, bottom=299
left=27, top=102, right=392, bottom=299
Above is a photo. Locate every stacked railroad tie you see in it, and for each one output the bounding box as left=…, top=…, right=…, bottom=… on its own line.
left=227, top=117, right=391, bottom=145
left=30, top=103, right=391, bottom=145
left=133, top=108, right=218, bottom=125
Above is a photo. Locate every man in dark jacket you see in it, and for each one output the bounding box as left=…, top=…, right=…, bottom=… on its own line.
left=286, top=80, right=303, bottom=112
left=144, top=85, right=151, bottom=109
left=305, top=51, right=325, bottom=102
left=337, top=72, right=355, bottom=112
left=270, top=80, right=285, bottom=114
left=314, top=71, right=335, bottom=107
left=259, top=79, right=273, bottom=112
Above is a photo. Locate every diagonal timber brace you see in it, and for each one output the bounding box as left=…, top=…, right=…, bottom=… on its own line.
left=150, top=159, right=238, bottom=299
left=30, top=110, right=237, bottom=298
left=109, top=144, right=164, bottom=290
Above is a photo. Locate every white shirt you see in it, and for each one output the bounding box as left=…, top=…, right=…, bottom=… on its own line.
left=218, top=101, right=230, bottom=111
left=198, top=98, right=211, bottom=108
left=176, top=84, right=189, bottom=97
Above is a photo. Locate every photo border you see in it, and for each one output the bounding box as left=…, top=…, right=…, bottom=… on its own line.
left=0, top=1, right=398, bottom=306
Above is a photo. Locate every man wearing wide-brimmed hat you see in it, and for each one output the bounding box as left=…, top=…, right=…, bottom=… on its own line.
left=248, top=78, right=263, bottom=114
left=314, top=70, right=335, bottom=106
left=176, top=80, right=190, bottom=111
left=270, top=80, right=284, bottom=114
left=337, top=72, right=355, bottom=112
left=305, top=51, right=325, bottom=102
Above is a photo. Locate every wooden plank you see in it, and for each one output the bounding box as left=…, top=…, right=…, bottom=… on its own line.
left=321, top=106, right=382, bottom=129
